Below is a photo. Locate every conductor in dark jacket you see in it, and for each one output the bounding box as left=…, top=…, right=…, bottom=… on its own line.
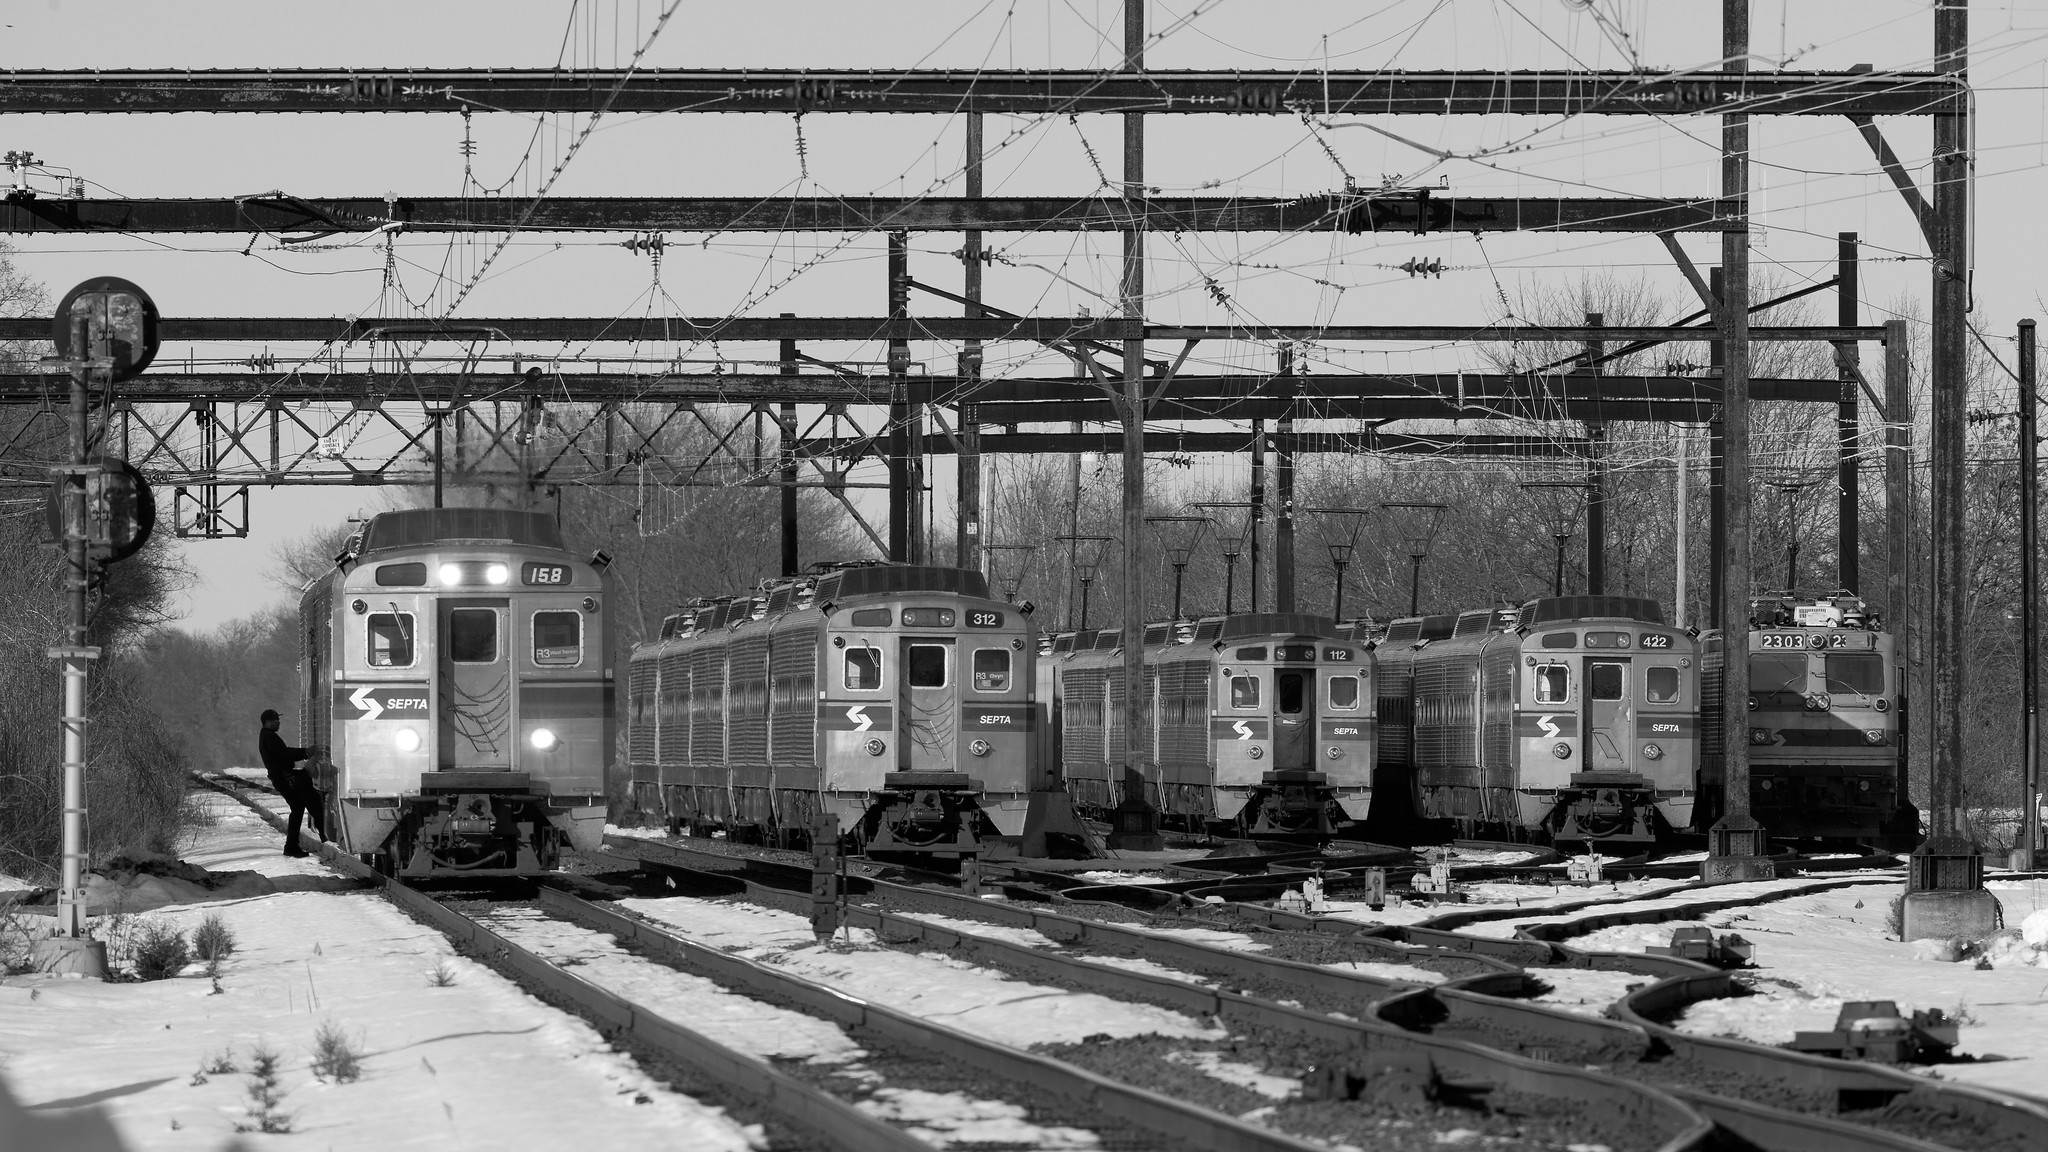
left=259, top=709, right=326, bottom=856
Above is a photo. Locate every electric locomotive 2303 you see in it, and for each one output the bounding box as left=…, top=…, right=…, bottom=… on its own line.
left=1700, top=592, right=1917, bottom=846
left=1046, top=612, right=1375, bottom=836
left=301, top=508, right=613, bottom=877
left=626, top=563, right=1042, bottom=857
left=1389, top=596, right=1700, bottom=843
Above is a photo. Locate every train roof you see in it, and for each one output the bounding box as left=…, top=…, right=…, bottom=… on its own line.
left=1520, top=594, right=1665, bottom=627
left=360, top=507, right=564, bottom=553
left=815, top=564, right=989, bottom=601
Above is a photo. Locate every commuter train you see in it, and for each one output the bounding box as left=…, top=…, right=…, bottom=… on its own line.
left=1343, top=613, right=1454, bottom=826
left=1700, top=592, right=1917, bottom=846
left=1370, top=596, right=1700, bottom=844
left=300, top=507, right=613, bottom=877
left=1045, top=612, right=1375, bottom=836
left=625, top=563, right=1043, bottom=858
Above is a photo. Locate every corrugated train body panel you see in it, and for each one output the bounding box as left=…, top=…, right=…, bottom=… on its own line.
left=305, top=507, right=613, bottom=878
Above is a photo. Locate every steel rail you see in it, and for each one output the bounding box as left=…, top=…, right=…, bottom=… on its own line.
left=0, top=68, right=1959, bottom=117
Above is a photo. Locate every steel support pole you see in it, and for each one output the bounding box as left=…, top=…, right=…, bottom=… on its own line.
left=780, top=315, right=800, bottom=577
left=1885, top=320, right=1918, bottom=846
left=1675, top=424, right=1690, bottom=628
left=1586, top=314, right=1607, bottom=595
left=1250, top=422, right=1265, bottom=613
left=432, top=410, right=444, bottom=508
left=1109, top=0, right=1160, bottom=850
left=1838, top=233, right=1860, bottom=592
left=1709, top=268, right=1727, bottom=632
left=958, top=112, right=985, bottom=573
left=888, top=232, right=912, bottom=562
left=59, top=314, right=90, bottom=940
left=2020, top=318, right=2039, bottom=871
left=1705, top=0, right=1772, bottom=882
left=1275, top=346, right=1296, bottom=614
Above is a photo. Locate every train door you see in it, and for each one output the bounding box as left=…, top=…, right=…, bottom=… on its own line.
left=438, top=599, right=511, bottom=769
left=1584, top=658, right=1632, bottom=771
left=898, top=636, right=956, bottom=771
left=1273, top=668, right=1315, bottom=770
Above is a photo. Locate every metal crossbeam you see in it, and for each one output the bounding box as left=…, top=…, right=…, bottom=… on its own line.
left=0, top=317, right=1890, bottom=344
left=0, top=194, right=1735, bottom=235
left=0, top=371, right=1828, bottom=409
left=816, top=431, right=1587, bottom=457
left=0, top=69, right=1958, bottom=117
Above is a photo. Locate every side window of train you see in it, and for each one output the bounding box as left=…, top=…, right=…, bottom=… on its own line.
left=1533, top=663, right=1570, bottom=704
left=1644, top=666, right=1681, bottom=704
left=845, top=646, right=883, bottom=690
left=972, top=648, right=1010, bottom=691
left=907, top=644, right=948, bottom=688
left=1589, top=663, right=1624, bottom=701
left=449, top=608, right=499, bottom=663
left=367, top=612, right=415, bottom=668
left=1329, top=675, right=1360, bottom=710
left=532, top=610, right=581, bottom=666
left=1229, top=674, right=1260, bottom=708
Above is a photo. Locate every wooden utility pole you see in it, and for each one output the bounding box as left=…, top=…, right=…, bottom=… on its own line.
left=1709, top=268, right=1726, bottom=632
left=1275, top=347, right=1296, bottom=613
left=1836, top=233, right=1859, bottom=592
left=1704, top=0, right=1773, bottom=883
left=780, top=314, right=799, bottom=577
left=2019, top=318, right=2039, bottom=871
left=958, top=113, right=985, bottom=573
left=1884, top=320, right=1918, bottom=850
left=1585, top=314, right=1606, bottom=595
left=888, top=231, right=913, bottom=562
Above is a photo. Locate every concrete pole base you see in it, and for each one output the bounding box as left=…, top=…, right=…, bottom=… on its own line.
left=28, top=935, right=108, bottom=979
left=1900, top=887, right=2002, bottom=942
left=2010, top=846, right=2035, bottom=872
left=1701, top=855, right=1777, bottom=883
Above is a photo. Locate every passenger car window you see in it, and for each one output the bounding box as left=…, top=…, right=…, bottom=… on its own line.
left=1534, top=664, right=1570, bottom=704
left=845, top=648, right=882, bottom=690
left=449, top=608, right=498, bottom=663
left=907, top=644, right=948, bottom=688
left=532, top=611, right=581, bottom=665
left=1645, top=666, right=1680, bottom=703
left=1229, top=675, right=1261, bottom=708
left=1329, top=676, right=1360, bottom=709
left=1590, top=663, right=1623, bottom=701
left=367, top=613, right=413, bottom=667
left=972, top=648, right=1010, bottom=691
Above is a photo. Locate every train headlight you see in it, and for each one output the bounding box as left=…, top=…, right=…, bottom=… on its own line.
left=1758, top=779, right=1773, bottom=791
left=394, top=728, right=421, bottom=753
left=1247, top=745, right=1265, bottom=760
left=1875, top=699, right=1889, bottom=713
left=438, top=563, right=463, bottom=585
left=529, top=727, right=557, bottom=751
left=1749, top=727, right=1773, bottom=745
left=1642, top=743, right=1663, bottom=760
left=485, top=563, right=509, bottom=585
left=350, top=598, right=367, bottom=615
left=1326, top=746, right=1345, bottom=760
left=1814, top=694, right=1831, bottom=711
left=1746, top=695, right=1758, bottom=711
left=1859, top=779, right=1874, bottom=791
left=863, top=737, right=886, bottom=757
left=1864, top=730, right=1885, bottom=745
left=1551, top=742, right=1572, bottom=759
left=968, top=739, right=992, bottom=757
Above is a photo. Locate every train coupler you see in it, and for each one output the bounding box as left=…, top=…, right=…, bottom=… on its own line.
left=1553, top=771, right=1656, bottom=843
left=1247, top=769, right=1342, bottom=836
left=865, top=772, right=996, bottom=858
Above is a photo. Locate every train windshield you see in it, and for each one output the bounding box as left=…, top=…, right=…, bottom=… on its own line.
left=907, top=644, right=949, bottom=688
left=1329, top=675, right=1359, bottom=709
left=1277, top=672, right=1307, bottom=714
left=1533, top=663, right=1569, bottom=703
left=1823, top=653, right=1884, bottom=696
left=1750, top=654, right=1807, bottom=695
left=971, top=648, right=1010, bottom=691
left=367, top=612, right=414, bottom=667
left=1589, top=663, right=1624, bottom=700
left=449, top=608, right=499, bottom=663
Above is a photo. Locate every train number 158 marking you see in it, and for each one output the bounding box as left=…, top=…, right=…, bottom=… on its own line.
left=523, top=563, right=572, bottom=585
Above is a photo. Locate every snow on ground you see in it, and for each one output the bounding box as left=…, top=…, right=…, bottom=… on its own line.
left=1521, top=967, right=1651, bottom=1016
left=1453, top=874, right=1892, bottom=939
left=858, top=1088, right=1100, bottom=1149
left=1110, top=924, right=1270, bottom=952
left=1067, top=952, right=1220, bottom=987
left=882, top=909, right=1062, bottom=950
left=1575, top=879, right=2048, bottom=1101
left=1071, top=871, right=1175, bottom=886
left=1445, top=848, right=1552, bottom=867
left=1321, top=960, right=1445, bottom=985
left=0, top=791, right=760, bottom=1152
left=603, top=824, right=672, bottom=842
left=621, top=895, right=1229, bottom=1047
left=1164, top=1050, right=1301, bottom=1099
left=1318, top=878, right=1697, bottom=928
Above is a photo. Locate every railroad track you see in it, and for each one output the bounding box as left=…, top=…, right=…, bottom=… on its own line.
left=599, top=831, right=1991, bottom=1152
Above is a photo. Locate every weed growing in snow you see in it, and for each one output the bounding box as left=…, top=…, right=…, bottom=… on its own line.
left=130, top=919, right=191, bottom=981
left=234, top=1045, right=293, bottom=1134
left=190, top=1047, right=237, bottom=1086
left=0, top=904, right=48, bottom=974
left=309, top=1020, right=364, bottom=1084
left=427, top=959, right=458, bottom=987
left=191, top=913, right=236, bottom=964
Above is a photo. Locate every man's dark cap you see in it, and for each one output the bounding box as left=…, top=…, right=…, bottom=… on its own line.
left=260, top=709, right=280, bottom=723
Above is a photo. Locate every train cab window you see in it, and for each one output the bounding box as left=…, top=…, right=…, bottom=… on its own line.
left=1329, top=675, right=1360, bottom=709
left=532, top=611, right=582, bottom=666
left=375, top=563, right=427, bottom=587
left=1533, top=663, right=1570, bottom=704
left=849, top=608, right=893, bottom=627
left=907, top=644, right=948, bottom=688
left=972, top=649, right=1011, bottom=691
left=1234, top=646, right=1268, bottom=661
left=845, top=647, right=883, bottom=690
left=1645, top=666, right=1680, bottom=703
left=1229, top=674, right=1261, bottom=708
left=1751, top=654, right=1808, bottom=696
left=1824, top=653, right=1883, bottom=696
left=367, top=613, right=414, bottom=667
left=1590, top=663, right=1624, bottom=701
left=449, top=608, right=499, bottom=663
left=1277, top=672, right=1307, bottom=714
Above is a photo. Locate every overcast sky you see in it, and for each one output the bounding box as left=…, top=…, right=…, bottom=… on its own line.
left=1, top=1, right=2042, bottom=631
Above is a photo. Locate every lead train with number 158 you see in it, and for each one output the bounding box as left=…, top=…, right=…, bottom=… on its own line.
left=299, top=508, right=613, bottom=877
